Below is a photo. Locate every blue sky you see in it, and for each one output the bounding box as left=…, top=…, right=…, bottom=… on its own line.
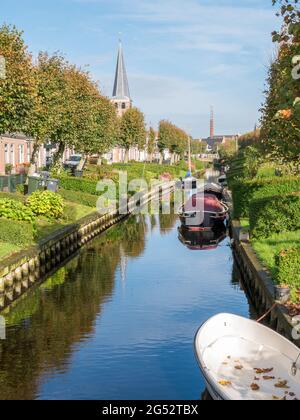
left=1, top=0, right=280, bottom=137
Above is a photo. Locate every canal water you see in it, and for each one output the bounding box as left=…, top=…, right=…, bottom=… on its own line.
left=0, top=213, right=254, bottom=400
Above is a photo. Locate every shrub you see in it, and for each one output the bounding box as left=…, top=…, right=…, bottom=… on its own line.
left=27, top=191, right=64, bottom=219
left=231, top=176, right=300, bottom=218
left=253, top=177, right=300, bottom=200
left=0, top=199, right=35, bottom=223
left=5, top=164, right=13, bottom=175
left=0, top=219, right=34, bottom=246
left=58, top=189, right=98, bottom=208
left=276, top=248, right=300, bottom=302
left=249, top=193, right=300, bottom=239
left=59, top=177, right=100, bottom=196
left=16, top=184, right=25, bottom=195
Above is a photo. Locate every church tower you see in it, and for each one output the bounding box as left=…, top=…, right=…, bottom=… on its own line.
left=111, top=41, right=132, bottom=117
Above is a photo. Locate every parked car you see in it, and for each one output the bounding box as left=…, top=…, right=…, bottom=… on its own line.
left=64, top=155, right=82, bottom=169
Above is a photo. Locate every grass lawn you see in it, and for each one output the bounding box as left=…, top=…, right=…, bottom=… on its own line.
left=240, top=218, right=250, bottom=230
left=252, top=230, right=300, bottom=280
left=36, top=201, right=95, bottom=240
left=0, top=242, right=21, bottom=259
left=0, top=198, right=95, bottom=259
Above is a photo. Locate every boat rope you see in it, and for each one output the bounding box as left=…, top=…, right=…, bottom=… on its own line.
left=292, top=353, right=300, bottom=376
left=256, top=303, right=277, bottom=323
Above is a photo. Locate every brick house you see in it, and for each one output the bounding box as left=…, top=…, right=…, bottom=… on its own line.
left=0, top=134, right=46, bottom=175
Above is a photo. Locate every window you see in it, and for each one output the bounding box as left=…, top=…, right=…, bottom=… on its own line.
left=18, top=144, right=24, bottom=164
left=27, top=142, right=31, bottom=163
left=122, top=102, right=126, bottom=109
left=4, top=144, right=9, bottom=163
left=10, top=144, right=14, bottom=165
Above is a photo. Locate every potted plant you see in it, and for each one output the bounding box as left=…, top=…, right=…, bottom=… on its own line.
left=5, top=163, right=13, bottom=175
left=274, top=284, right=291, bottom=304
left=239, top=229, right=250, bottom=243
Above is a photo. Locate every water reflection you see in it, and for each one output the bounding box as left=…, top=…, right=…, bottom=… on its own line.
left=0, top=213, right=251, bottom=400
left=178, top=225, right=227, bottom=251
left=0, top=216, right=147, bottom=400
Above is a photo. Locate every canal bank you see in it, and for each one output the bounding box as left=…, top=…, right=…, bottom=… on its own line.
left=231, top=220, right=300, bottom=347
left=0, top=182, right=174, bottom=312
left=0, top=213, right=254, bottom=400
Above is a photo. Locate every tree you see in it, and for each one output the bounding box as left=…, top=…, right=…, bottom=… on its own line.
left=147, top=127, right=156, bottom=163
left=260, top=0, right=300, bottom=167
left=49, top=62, right=104, bottom=172
left=119, top=108, right=146, bottom=163
left=157, top=120, right=173, bottom=164
left=191, top=139, right=206, bottom=156
left=158, top=120, right=189, bottom=165
left=238, top=129, right=261, bottom=150
left=27, top=53, right=69, bottom=174
left=0, top=25, right=36, bottom=135
left=51, top=63, right=90, bottom=171
left=219, top=139, right=238, bottom=161
left=78, top=95, right=119, bottom=165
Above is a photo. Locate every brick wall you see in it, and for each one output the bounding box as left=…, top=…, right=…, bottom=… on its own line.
left=0, top=136, right=46, bottom=175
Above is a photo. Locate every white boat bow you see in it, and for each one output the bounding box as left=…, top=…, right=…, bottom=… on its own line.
left=195, top=313, right=300, bottom=400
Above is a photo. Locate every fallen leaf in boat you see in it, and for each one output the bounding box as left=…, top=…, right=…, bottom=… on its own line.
left=254, top=368, right=274, bottom=374
left=263, top=376, right=275, bottom=381
left=227, top=356, right=231, bottom=359
left=289, top=392, right=296, bottom=397
left=222, top=362, right=229, bottom=366
left=275, top=380, right=290, bottom=389
left=254, top=377, right=260, bottom=381
left=251, top=383, right=260, bottom=391
left=273, top=396, right=280, bottom=400
left=235, top=365, right=243, bottom=370
left=218, top=380, right=232, bottom=387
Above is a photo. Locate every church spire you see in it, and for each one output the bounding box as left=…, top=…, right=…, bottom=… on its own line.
left=112, top=41, right=131, bottom=100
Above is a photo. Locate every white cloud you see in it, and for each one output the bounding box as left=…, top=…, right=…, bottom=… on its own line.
left=68, top=0, right=279, bottom=136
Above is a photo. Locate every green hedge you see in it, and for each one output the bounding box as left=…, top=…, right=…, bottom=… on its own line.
left=232, top=176, right=300, bottom=218
left=276, top=248, right=300, bottom=302
left=250, top=193, right=300, bottom=239
left=0, top=219, right=34, bottom=246
left=59, top=177, right=100, bottom=196
left=59, top=189, right=98, bottom=208
left=253, top=178, right=300, bottom=200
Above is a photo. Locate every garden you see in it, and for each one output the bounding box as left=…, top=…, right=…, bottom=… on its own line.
left=0, top=160, right=205, bottom=260
left=223, top=0, right=300, bottom=308
left=227, top=153, right=300, bottom=307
